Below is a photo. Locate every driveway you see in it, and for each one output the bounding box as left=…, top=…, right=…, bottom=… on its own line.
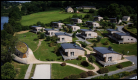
left=124, top=55, right=137, bottom=66
left=116, top=26, right=125, bottom=33
left=76, top=33, right=91, bottom=44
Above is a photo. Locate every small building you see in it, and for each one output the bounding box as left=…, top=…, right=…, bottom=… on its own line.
left=106, top=29, right=137, bottom=44
left=44, top=28, right=59, bottom=37
left=93, top=47, right=122, bottom=67
left=76, top=6, right=96, bottom=10
left=109, top=18, right=117, bottom=24
left=112, top=32, right=137, bottom=44
left=71, top=18, right=82, bottom=24
left=65, top=6, right=74, bottom=13
left=122, top=16, right=130, bottom=21
left=66, top=24, right=80, bottom=31
left=55, top=32, right=72, bottom=43
left=86, top=21, right=100, bottom=28
left=79, top=29, right=98, bottom=39
left=59, top=43, right=85, bottom=61
left=93, top=16, right=103, bottom=21
left=52, top=22, right=64, bottom=29
left=31, top=26, right=45, bottom=34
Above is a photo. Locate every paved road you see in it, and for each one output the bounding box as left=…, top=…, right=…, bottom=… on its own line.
left=125, top=55, right=137, bottom=66
left=24, top=64, right=33, bottom=79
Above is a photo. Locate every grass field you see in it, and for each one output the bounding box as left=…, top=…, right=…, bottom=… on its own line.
left=20, top=10, right=86, bottom=26
left=51, top=63, right=84, bottom=79
left=12, top=61, right=29, bottom=79
left=16, top=32, right=39, bottom=51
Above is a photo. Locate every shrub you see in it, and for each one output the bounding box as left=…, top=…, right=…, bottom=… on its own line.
left=87, top=71, right=95, bottom=76
left=46, top=36, right=51, bottom=41
left=77, top=56, right=82, bottom=60
left=68, top=74, right=80, bottom=79
left=64, top=76, right=69, bottom=79
left=72, top=32, right=76, bottom=38
left=81, top=61, right=89, bottom=67
left=49, top=42, right=56, bottom=47
left=80, top=72, right=88, bottom=78
left=61, top=62, right=66, bottom=66
left=104, top=41, right=109, bottom=45
left=80, top=41, right=87, bottom=48
left=88, top=55, right=96, bottom=63
left=33, top=38, right=39, bottom=41
left=98, top=67, right=109, bottom=74
left=117, top=64, right=123, bottom=69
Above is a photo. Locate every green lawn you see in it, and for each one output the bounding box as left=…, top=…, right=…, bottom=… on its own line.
left=20, top=10, right=86, bottom=26
left=105, top=61, right=132, bottom=72
left=51, top=63, right=84, bottom=79
left=126, top=26, right=137, bottom=35
left=73, top=37, right=79, bottom=41
left=65, top=57, right=95, bottom=70
left=12, top=61, right=29, bottom=79
left=16, top=32, right=39, bottom=51
left=29, top=64, right=36, bottom=79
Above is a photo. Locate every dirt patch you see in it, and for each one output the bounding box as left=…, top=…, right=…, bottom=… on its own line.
left=14, top=30, right=30, bottom=36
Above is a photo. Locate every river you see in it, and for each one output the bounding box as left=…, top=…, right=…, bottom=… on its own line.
left=1, top=16, right=9, bottom=30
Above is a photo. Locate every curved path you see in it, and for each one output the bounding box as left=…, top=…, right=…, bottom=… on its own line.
left=33, top=39, right=43, bottom=52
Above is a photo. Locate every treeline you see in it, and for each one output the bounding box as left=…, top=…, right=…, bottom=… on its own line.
left=1, top=1, right=137, bottom=16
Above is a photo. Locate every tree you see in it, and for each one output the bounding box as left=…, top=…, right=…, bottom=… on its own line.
left=89, top=9, right=95, bottom=13
left=89, top=25, right=93, bottom=29
left=3, top=23, right=14, bottom=35
left=117, top=15, right=121, bottom=23
left=39, top=33, right=45, bottom=39
left=96, top=36, right=101, bottom=42
left=72, top=32, right=76, bottom=38
left=46, top=36, right=51, bottom=41
left=88, top=55, right=96, bottom=63
left=111, top=23, right=116, bottom=29
left=69, top=28, right=72, bottom=33
left=93, top=42, right=96, bottom=47
left=1, top=62, right=16, bottom=79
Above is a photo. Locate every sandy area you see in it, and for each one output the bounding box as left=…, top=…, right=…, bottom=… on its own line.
left=14, top=30, right=30, bottom=36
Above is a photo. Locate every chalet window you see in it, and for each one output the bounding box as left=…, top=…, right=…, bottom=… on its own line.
left=131, top=39, right=133, bottom=40
left=70, top=52, right=74, bottom=56
left=74, top=27, right=76, bottom=30
left=62, top=38, right=65, bottom=41
left=51, top=32, right=53, bottom=35
left=128, top=39, right=129, bottom=40
left=88, top=34, right=91, bottom=36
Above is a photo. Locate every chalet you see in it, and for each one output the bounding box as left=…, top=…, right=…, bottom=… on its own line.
left=93, top=16, right=103, bottom=21
left=79, top=29, right=98, bottom=39
left=65, top=6, right=74, bottom=13
left=44, top=28, right=59, bottom=37
left=71, top=18, right=82, bottom=24
left=52, top=22, right=64, bottom=29
left=59, top=43, right=85, bottom=61
left=66, top=24, right=80, bottom=31
left=106, top=29, right=137, bottom=44
left=31, top=26, right=45, bottom=34
left=93, top=46, right=122, bottom=67
left=122, top=16, right=130, bottom=21
left=86, top=21, right=100, bottom=28
left=55, top=32, right=72, bottom=43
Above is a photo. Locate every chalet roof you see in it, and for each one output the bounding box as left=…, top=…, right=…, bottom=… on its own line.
left=44, top=28, right=58, bottom=31
left=61, top=43, right=85, bottom=51
left=86, top=21, right=93, bottom=23
left=55, top=32, right=71, bottom=37
left=122, top=16, right=130, bottom=19
left=93, top=47, right=120, bottom=54
left=106, top=29, right=117, bottom=31
left=114, top=32, right=130, bottom=36
left=109, top=18, right=117, bottom=20
left=32, top=26, right=41, bottom=27
left=80, top=29, right=92, bottom=32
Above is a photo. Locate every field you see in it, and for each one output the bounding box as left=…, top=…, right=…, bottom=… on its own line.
left=51, top=63, right=84, bottom=79
left=20, top=10, right=86, bottom=26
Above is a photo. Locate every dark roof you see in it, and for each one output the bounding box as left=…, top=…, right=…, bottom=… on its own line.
left=61, top=43, right=85, bottom=51
left=86, top=21, right=93, bottom=23
left=80, top=29, right=92, bottom=32
left=109, top=18, right=116, bottom=20
left=114, top=32, right=130, bottom=36
left=55, top=32, right=71, bottom=37
left=81, top=6, right=96, bottom=8
left=93, top=47, right=120, bottom=54
left=123, top=16, right=130, bottom=19
left=32, top=26, right=40, bottom=27
left=106, top=29, right=117, bottom=31
left=44, top=28, right=57, bottom=31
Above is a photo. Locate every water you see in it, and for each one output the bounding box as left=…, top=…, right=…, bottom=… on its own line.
left=1, top=16, right=9, bottom=30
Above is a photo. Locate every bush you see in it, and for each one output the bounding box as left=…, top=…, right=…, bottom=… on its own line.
left=49, top=42, right=56, bottom=47
left=87, top=71, right=95, bottom=76
left=46, top=36, right=51, bottom=41
left=81, top=61, right=89, bottom=67
left=39, top=33, right=45, bottom=39
left=80, top=72, right=88, bottom=78
left=88, top=55, right=96, bottom=63
left=68, top=74, right=80, bottom=79
left=72, top=32, right=76, bottom=38
left=80, top=41, right=87, bottom=48
left=98, top=67, right=109, bottom=74
left=104, top=41, right=109, bottom=45
left=64, top=76, right=69, bottom=79
left=61, top=62, right=66, bottom=66
left=117, top=64, right=123, bottom=69
left=77, top=56, right=82, bottom=60
left=33, top=38, right=39, bottom=41
left=104, top=73, right=108, bottom=76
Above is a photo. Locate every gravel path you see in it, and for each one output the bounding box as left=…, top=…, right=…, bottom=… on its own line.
left=33, top=39, right=43, bottom=52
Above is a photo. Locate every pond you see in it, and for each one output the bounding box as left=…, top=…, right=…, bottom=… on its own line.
left=1, top=16, right=9, bottom=30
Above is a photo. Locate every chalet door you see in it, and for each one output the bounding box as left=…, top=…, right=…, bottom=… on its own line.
left=70, top=52, right=74, bottom=56
left=108, top=57, right=112, bottom=61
